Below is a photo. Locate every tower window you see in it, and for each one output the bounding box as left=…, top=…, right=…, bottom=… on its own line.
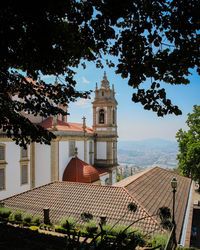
left=112, top=108, right=115, bottom=125
left=99, top=109, right=105, bottom=124
left=102, top=91, right=104, bottom=96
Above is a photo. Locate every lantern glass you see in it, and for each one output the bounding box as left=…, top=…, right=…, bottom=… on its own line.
left=171, top=177, right=177, bottom=189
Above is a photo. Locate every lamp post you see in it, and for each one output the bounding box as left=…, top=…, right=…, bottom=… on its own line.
left=171, top=177, right=178, bottom=248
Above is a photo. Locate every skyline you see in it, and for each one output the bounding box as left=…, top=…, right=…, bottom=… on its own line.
left=42, top=62, right=200, bottom=142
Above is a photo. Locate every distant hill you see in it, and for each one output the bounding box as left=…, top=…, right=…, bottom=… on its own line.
left=118, top=138, right=178, bottom=168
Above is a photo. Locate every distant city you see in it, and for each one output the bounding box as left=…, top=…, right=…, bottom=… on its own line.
left=117, top=138, right=178, bottom=178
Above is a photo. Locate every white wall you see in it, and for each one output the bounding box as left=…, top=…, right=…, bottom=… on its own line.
left=100, top=173, right=110, bottom=185
left=111, top=169, right=117, bottom=185
left=59, top=141, right=70, bottom=180
left=97, top=142, right=107, bottom=159
left=76, top=141, right=84, bottom=160
left=0, top=142, right=30, bottom=200
left=35, top=143, right=50, bottom=187
left=59, top=140, right=85, bottom=181
left=87, top=140, right=94, bottom=165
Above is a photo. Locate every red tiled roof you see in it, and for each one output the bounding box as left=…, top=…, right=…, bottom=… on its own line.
left=115, top=166, right=193, bottom=242
left=1, top=167, right=193, bottom=240
left=39, top=117, right=93, bottom=133
left=62, top=157, right=99, bottom=183
left=1, top=182, right=162, bottom=234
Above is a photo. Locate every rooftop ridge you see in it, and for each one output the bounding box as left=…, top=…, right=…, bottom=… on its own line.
left=114, top=167, right=157, bottom=187
left=114, top=166, right=192, bottom=188
left=152, top=166, right=193, bottom=184
left=59, top=180, right=125, bottom=189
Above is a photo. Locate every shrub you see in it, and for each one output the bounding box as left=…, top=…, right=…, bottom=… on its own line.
left=101, top=224, right=113, bottom=234
left=100, top=224, right=137, bottom=236
left=84, top=221, right=98, bottom=234
left=12, top=210, right=22, bottom=222
left=23, top=213, right=32, bottom=224
left=54, top=225, right=67, bottom=234
left=0, top=207, right=11, bottom=219
left=32, top=216, right=41, bottom=225
left=110, top=225, right=127, bottom=235
left=60, top=218, right=76, bottom=230
left=81, top=212, right=93, bottom=222
left=29, top=226, right=39, bottom=231
left=152, top=234, right=169, bottom=250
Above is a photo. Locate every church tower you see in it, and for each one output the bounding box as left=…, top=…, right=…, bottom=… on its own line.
left=92, top=72, right=118, bottom=184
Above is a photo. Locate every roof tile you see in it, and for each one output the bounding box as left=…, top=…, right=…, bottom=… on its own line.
left=39, top=117, right=93, bottom=133
left=2, top=181, right=161, bottom=234
left=122, top=167, right=192, bottom=242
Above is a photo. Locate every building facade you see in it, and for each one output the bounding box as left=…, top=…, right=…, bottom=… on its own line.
left=0, top=73, right=118, bottom=199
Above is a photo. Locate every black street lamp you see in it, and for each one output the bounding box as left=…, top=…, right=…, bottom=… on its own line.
left=171, top=177, right=178, bottom=248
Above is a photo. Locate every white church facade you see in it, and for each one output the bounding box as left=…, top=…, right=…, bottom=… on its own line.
left=0, top=73, right=118, bottom=199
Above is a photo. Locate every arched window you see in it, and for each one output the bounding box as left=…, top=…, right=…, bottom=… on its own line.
left=99, top=109, right=105, bottom=124
left=112, top=108, right=115, bottom=125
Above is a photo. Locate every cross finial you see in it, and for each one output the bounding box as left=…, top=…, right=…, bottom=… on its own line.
left=52, top=116, right=57, bottom=130
left=74, top=147, right=78, bottom=157
left=101, top=71, right=110, bottom=89
left=82, top=116, right=86, bottom=133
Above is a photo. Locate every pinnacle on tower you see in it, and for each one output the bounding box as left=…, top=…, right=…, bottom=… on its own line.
left=100, top=71, right=110, bottom=89
left=54, top=76, right=58, bottom=86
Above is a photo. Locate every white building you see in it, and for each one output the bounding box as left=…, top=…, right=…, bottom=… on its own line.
left=0, top=73, right=118, bottom=199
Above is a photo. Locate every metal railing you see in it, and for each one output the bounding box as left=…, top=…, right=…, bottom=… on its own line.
left=164, top=226, right=176, bottom=250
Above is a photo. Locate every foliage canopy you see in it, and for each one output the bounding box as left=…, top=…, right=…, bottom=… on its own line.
left=176, top=105, right=200, bottom=188
left=1, top=0, right=200, bottom=146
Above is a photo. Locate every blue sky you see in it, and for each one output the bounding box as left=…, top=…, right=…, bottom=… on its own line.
left=42, top=63, right=200, bottom=142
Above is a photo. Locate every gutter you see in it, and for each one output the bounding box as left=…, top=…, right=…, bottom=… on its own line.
left=179, top=180, right=194, bottom=246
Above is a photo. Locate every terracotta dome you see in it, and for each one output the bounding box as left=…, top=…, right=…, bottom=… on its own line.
left=62, top=157, right=100, bottom=183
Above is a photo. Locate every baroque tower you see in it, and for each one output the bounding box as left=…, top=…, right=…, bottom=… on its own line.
left=92, top=72, right=118, bottom=183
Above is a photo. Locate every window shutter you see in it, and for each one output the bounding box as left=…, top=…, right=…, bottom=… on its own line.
left=21, top=165, right=28, bottom=185
left=0, top=146, right=5, bottom=161
left=69, top=141, right=75, bottom=157
left=89, top=141, right=93, bottom=152
left=89, top=141, right=93, bottom=165
left=0, top=168, right=5, bottom=190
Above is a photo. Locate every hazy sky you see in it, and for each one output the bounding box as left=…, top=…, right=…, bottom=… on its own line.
left=42, top=62, right=200, bottom=142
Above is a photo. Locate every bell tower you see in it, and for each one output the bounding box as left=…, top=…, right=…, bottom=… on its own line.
left=92, top=72, right=118, bottom=184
